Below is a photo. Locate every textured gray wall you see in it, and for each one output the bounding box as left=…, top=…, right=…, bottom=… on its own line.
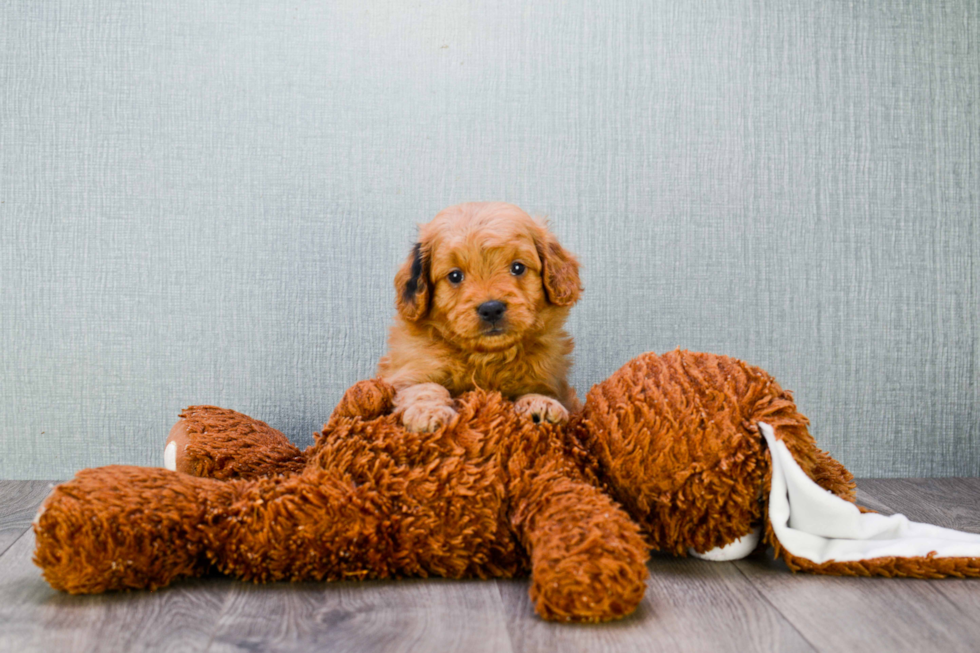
left=1, top=0, right=978, bottom=479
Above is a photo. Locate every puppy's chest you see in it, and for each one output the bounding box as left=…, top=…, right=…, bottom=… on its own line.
left=443, top=353, right=552, bottom=398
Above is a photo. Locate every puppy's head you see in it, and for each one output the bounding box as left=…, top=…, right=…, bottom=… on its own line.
left=394, top=202, right=581, bottom=352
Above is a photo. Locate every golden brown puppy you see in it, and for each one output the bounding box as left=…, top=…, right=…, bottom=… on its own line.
left=378, top=202, right=582, bottom=432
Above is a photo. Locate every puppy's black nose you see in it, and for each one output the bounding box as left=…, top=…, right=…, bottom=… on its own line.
left=477, top=300, right=507, bottom=323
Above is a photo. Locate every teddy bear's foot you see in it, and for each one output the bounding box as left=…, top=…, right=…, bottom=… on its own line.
left=165, top=405, right=307, bottom=480
left=688, top=526, right=761, bottom=562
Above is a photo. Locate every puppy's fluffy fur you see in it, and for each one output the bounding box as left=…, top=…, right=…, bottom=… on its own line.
left=378, top=202, right=582, bottom=432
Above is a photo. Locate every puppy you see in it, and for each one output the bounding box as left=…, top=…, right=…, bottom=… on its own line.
left=378, top=202, right=582, bottom=432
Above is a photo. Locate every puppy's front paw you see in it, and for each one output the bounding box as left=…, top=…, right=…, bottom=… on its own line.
left=392, top=382, right=457, bottom=433
left=515, top=394, right=569, bottom=425
left=401, top=403, right=457, bottom=433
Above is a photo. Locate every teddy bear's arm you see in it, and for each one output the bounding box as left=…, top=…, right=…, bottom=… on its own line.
left=34, top=466, right=235, bottom=593
left=165, top=380, right=397, bottom=481
left=508, top=461, right=651, bottom=623
left=34, top=464, right=405, bottom=593
left=328, top=378, right=396, bottom=424
left=165, top=406, right=307, bottom=480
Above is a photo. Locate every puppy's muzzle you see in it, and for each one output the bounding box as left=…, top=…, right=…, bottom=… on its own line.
left=477, top=300, right=507, bottom=326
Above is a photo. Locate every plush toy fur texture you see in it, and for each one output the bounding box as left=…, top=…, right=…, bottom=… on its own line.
left=33, top=350, right=979, bottom=623
left=36, top=380, right=650, bottom=622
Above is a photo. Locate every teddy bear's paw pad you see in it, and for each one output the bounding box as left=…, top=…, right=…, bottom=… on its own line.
left=401, top=403, right=457, bottom=433
left=164, top=441, right=177, bottom=471
left=33, top=502, right=47, bottom=528
left=32, top=481, right=63, bottom=528
left=163, top=419, right=194, bottom=474
left=514, top=394, right=569, bottom=425
left=689, top=526, right=761, bottom=561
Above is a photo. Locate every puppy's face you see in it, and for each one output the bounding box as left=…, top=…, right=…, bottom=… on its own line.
left=395, top=202, right=581, bottom=353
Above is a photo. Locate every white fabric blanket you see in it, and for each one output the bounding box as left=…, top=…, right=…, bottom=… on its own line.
left=761, top=422, right=980, bottom=563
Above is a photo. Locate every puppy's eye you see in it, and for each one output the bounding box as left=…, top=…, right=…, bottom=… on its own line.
left=510, top=262, right=526, bottom=276
left=447, top=269, right=464, bottom=284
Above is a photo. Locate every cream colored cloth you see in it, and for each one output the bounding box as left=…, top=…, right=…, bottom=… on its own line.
left=761, top=422, right=980, bottom=563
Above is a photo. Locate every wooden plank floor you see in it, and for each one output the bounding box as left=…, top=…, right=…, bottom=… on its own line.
left=1, top=479, right=979, bottom=652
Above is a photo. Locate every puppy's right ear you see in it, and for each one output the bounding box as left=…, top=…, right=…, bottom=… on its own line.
left=394, top=242, right=431, bottom=322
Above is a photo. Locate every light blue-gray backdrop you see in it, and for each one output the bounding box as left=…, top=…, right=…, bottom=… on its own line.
left=2, top=1, right=978, bottom=479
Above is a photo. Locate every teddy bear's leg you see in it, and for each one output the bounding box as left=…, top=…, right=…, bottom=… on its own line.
left=34, top=465, right=235, bottom=593
left=511, top=469, right=650, bottom=622
left=165, top=405, right=307, bottom=480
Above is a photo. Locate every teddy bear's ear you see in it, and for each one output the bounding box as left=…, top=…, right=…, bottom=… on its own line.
left=394, top=241, right=432, bottom=321
left=533, top=223, right=582, bottom=307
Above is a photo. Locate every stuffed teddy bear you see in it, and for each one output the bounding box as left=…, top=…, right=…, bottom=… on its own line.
left=32, top=350, right=980, bottom=623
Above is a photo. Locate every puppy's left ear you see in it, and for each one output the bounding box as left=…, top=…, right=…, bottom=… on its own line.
left=534, top=225, right=582, bottom=307
left=394, top=242, right=432, bottom=321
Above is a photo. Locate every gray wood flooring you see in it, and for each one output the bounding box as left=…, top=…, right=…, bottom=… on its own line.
left=1, top=478, right=979, bottom=652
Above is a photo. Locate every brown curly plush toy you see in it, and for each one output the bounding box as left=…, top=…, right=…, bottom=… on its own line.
left=33, top=351, right=980, bottom=623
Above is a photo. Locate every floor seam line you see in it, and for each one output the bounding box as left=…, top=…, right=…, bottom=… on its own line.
left=492, top=580, right=519, bottom=653
left=201, top=584, right=237, bottom=653
left=0, top=525, right=32, bottom=560
left=732, top=560, right=821, bottom=653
